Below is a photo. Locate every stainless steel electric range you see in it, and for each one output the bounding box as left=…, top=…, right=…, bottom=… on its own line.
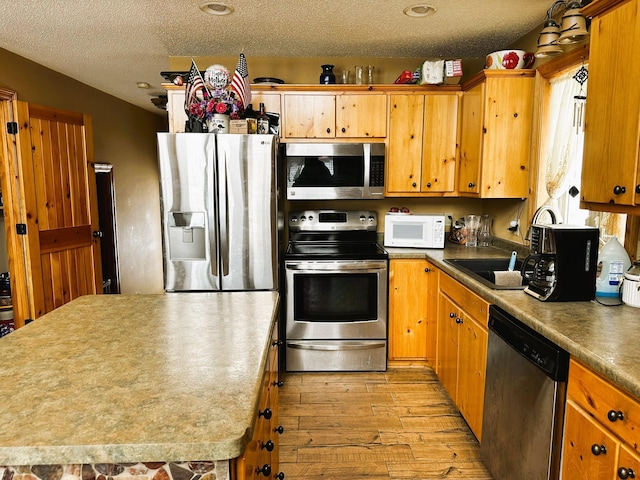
left=284, top=210, right=388, bottom=372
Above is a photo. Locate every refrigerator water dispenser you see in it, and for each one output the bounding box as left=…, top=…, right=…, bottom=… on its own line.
left=168, top=212, right=206, bottom=260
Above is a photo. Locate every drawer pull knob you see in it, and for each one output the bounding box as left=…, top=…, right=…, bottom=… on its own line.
left=274, top=425, right=285, bottom=434
left=275, top=473, right=285, bottom=480
left=424, top=268, right=431, bottom=273
left=256, top=464, right=271, bottom=476
left=591, top=444, right=607, bottom=456
left=608, top=409, right=625, bottom=422
left=455, top=317, right=463, bottom=324
left=273, top=380, right=284, bottom=387
left=618, top=467, right=636, bottom=479
left=259, top=408, right=273, bottom=420
left=449, top=312, right=456, bottom=318
left=261, top=439, right=275, bottom=452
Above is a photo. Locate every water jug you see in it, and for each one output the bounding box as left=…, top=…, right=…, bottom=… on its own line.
left=595, top=236, right=631, bottom=299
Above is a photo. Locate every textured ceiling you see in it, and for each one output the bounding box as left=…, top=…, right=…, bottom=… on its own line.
left=0, top=0, right=551, bottom=114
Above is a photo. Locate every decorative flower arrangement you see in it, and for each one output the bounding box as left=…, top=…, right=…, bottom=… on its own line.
left=188, top=88, right=243, bottom=121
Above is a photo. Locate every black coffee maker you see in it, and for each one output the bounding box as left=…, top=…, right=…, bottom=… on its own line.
left=522, top=224, right=600, bottom=301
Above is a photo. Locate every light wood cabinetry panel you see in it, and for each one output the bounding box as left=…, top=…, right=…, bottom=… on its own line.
left=234, top=322, right=282, bottom=480
left=561, top=400, right=619, bottom=479
left=163, top=85, right=281, bottom=133
left=561, top=358, right=640, bottom=480
left=458, top=71, right=534, bottom=198
left=436, top=272, right=489, bottom=440
left=282, top=93, right=387, bottom=139
left=388, top=259, right=438, bottom=362
left=580, top=0, right=640, bottom=212
left=386, top=93, right=459, bottom=196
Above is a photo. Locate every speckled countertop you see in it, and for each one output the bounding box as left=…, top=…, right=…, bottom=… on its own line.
left=0, top=292, right=280, bottom=465
left=386, top=243, right=640, bottom=399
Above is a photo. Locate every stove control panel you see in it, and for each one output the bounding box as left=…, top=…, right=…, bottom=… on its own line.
left=289, top=210, right=377, bottom=232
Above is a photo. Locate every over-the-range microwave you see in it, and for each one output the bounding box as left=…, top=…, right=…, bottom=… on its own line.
left=285, top=142, right=385, bottom=200
left=384, top=213, right=446, bottom=249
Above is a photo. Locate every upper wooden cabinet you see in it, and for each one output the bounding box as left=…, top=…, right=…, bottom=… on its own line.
left=458, top=70, right=535, bottom=198
left=282, top=93, right=387, bottom=139
left=163, top=85, right=281, bottom=133
left=386, top=93, right=459, bottom=196
left=580, top=0, right=640, bottom=213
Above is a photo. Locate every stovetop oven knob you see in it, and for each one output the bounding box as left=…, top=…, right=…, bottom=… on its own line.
left=360, top=215, right=366, bottom=222
left=307, top=215, right=314, bottom=221
left=290, top=216, right=298, bottom=223
left=369, top=216, right=375, bottom=222
left=300, top=215, right=306, bottom=222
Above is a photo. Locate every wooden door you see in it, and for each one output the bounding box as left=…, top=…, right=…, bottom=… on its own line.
left=458, top=83, right=483, bottom=195
left=386, top=94, right=424, bottom=194
left=282, top=94, right=335, bottom=138
left=11, top=101, right=103, bottom=323
left=335, top=94, right=387, bottom=138
left=422, top=93, right=459, bottom=194
left=561, top=400, right=619, bottom=479
left=388, top=259, right=429, bottom=360
left=581, top=0, right=640, bottom=206
left=456, top=311, right=487, bottom=441
left=437, top=292, right=459, bottom=402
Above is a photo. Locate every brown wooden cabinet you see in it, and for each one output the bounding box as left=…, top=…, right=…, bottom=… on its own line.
left=387, top=259, right=438, bottom=363
left=561, top=358, right=640, bottom=479
left=436, top=272, right=489, bottom=440
left=234, top=321, right=282, bottom=480
left=386, top=93, right=459, bottom=196
left=580, top=0, right=640, bottom=213
left=458, top=70, right=534, bottom=198
left=282, top=92, right=387, bottom=139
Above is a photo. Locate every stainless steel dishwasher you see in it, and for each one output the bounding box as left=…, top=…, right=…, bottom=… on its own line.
left=481, top=305, right=569, bottom=480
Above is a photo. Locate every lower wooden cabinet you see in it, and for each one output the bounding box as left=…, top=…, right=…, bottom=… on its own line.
left=436, top=272, right=489, bottom=441
left=387, top=259, right=438, bottom=363
left=561, top=359, right=640, bottom=480
left=234, top=322, right=283, bottom=480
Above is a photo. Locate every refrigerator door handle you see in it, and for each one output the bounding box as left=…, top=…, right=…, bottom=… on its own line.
left=218, top=147, right=230, bottom=277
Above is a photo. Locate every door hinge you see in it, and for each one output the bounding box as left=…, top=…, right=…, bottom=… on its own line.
left=16, top=223, right=27, bottom=235
left=6, top=122, right=18, bottom=134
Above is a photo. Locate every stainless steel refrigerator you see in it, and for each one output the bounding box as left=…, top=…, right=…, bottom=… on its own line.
left=157, top=133, right=278, bottom=291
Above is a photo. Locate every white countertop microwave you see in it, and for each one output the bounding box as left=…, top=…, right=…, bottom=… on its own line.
left=384, top=213, right=446, bottom=249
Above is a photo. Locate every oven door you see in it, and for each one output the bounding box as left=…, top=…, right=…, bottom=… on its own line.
left=285, top=259, right=388, bottom=340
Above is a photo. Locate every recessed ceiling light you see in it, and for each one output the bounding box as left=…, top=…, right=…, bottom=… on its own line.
left=136, top=82, right=151, bottom=89
left=403, top=4, right=437, bottom=17
left=199, top=2, right=234, bottom=15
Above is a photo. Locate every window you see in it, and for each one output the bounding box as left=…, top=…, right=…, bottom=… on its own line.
left=537, top=64, right=626, bottom=244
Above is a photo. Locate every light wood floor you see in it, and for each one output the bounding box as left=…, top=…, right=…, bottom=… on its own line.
left=278, top=366, right=494, bottom=480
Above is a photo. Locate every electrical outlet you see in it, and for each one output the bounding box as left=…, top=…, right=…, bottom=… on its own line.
left=444, top=212, right=454, bottom=231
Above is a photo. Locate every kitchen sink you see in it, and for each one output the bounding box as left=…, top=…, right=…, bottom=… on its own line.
left=443, top=257, right=528, bottom=290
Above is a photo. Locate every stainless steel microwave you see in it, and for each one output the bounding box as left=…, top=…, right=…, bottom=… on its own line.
left=285, top=142, right=385, bottom=200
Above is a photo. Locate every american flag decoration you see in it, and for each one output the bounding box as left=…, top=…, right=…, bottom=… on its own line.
left=184, top=58, right=206, bottom=113
left=231, top=52, right=251, bottom=110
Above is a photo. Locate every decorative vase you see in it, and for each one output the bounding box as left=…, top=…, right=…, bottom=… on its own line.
left=207, top=114, right=230, bottom=134
left=319, top=64, right=336, bottom=84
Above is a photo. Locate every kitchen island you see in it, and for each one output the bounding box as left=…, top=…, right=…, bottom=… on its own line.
left=0, top=292, right=280, bottom=480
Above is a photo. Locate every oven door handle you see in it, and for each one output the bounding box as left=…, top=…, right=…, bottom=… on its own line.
left=285, top=262, right=386, bottom=272
left=287, top=340, right=386, bottom=351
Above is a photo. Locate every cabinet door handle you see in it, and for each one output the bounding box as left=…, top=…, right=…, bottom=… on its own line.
left=591, top=444, right=607, bottom=456
left=636, top=185, right=640, bottom=194
left=412, top=182, right=417, bottom=187
left=274, top=425, right=284, bottom=434
left=275, top=473, right=285, bottom=480
left=273, top=380, right=284, bottom=387
left=613, top=185, right=626, bottom=195
left=426, top=182, right=432, bottom=188
left=424, top=268, right=431, bottom=273
left=455, top=317, right=463, bottom=324
left=468, top=182, right=476, bottom=188
left=261, top=439, right=275, bottom=452
left=341, top=127, right=346, bottom=133
left=607, top=409, right=624, bottom=422
left=618, top=467, right=636, bottom=479
left=449, top=312, right=456, bottom=318
left=256, top=464, right=271, bottom=477
left=259, top=408, right=273, bottom=420
left=326, top=128, right=331, bottom=134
